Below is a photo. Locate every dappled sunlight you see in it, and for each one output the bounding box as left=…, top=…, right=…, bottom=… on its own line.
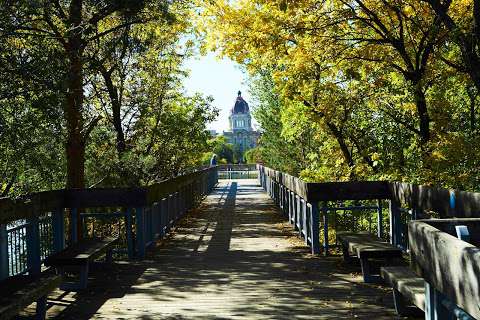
left=42, top=180, right=401, bottom=319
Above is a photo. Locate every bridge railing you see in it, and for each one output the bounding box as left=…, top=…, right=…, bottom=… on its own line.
left=218, top=164, right=258, bottom=180
left=0, top=166, right=218, bottom=280
left=258, top=164, right=480, bottom=318
left=257, top=164, right=480, bottom=254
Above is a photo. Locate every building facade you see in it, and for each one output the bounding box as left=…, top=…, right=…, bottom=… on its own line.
left=222, top=91, right=260, bottom=162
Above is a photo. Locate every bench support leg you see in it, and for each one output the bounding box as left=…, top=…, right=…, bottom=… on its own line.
left=341, top=243, right=351, bottom=263
left=360, top=257, right=381, bottom=283
left=392, top=288, right=408, bottom=315
left=35, top=296, right=47, bottom=320
left=392, top=289, right=424, bottom=317
left=79, top=263, right=89, bottom=290
left=106, top=248, right=113, bottom=263
left=59, top=263, right=89, bottom=291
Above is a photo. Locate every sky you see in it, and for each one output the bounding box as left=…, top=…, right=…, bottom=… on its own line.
left=183, top=52, right=253, bottom=133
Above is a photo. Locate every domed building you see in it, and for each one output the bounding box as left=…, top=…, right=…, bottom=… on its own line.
left=222, top=91, right=260, bottom=162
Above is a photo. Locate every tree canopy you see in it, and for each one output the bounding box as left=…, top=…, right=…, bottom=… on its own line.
left=2, top=0, right=479, bottom=195
left=0, top=1, right=217, bottom=196
left=198, top=0, right=480, bottom=189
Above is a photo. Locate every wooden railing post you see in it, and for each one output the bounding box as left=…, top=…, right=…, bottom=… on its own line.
left=389, top=200, right=401, bottom=247
left=26, top=217, right=41, bottom=275
left=160, top=198, right=167, bottom=237
left=302, top=199, right=308, bottom=245
left=166, top=194, right=172, bottom=231
left=377, top=199, right=383, bottom=239
left=135, top=207, right=146, bottom=258
left=70, top=208, right=79, bottom=244
left=294, top=194, right=300, bottom=230
left=173, top=192, right=178, bottom=221
left=146, top=207, right=153, bottom=244
left=322, top=202, right=329, bottom=256
left=126, top=207, right=134, bottom=259
left=0, top=224, right=8, bottom=280
left=52, top=207, right=65, bottom=253
left=289, top=191, right=294, bottom=224
left=310, top=202, right=320, bottom=254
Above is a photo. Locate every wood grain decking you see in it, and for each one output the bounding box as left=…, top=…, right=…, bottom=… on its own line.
left=41, top=180, right=405, bottom=319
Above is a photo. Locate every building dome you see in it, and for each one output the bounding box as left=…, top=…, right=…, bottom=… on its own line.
left=232, top=91, right=249, bottom=114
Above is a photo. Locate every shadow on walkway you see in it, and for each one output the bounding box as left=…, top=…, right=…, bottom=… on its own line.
left=44, top=180, right=402, bottom=319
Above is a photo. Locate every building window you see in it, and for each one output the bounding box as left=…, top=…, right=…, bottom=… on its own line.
left=235, top=119, right=244, bottom=128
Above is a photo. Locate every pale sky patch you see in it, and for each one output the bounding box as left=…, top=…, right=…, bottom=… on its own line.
left=183, top=52, right=256, bottom=133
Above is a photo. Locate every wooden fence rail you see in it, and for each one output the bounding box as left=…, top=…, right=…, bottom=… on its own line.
left=257, top=164, right=480, bottom=255
left=0, top=166, right=218, bottom=280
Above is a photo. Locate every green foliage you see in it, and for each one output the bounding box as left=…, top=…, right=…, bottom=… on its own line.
left=199, top=0, right=480, bottom=189
left=0, top=1, right=218, bottom=195
left=208, top=136, right=234, bottom=164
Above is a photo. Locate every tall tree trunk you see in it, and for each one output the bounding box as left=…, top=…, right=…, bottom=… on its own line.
left=100, top=68, right=126, bottom=156
left=65, top=0, right=85, bottom=241
left=467, top=86, right=477, bottom=132
left=65, top=0, right=85, bottom=189
left=413, top=83, right=430, bottom=145
left=326, top=122, right=355, bottom=167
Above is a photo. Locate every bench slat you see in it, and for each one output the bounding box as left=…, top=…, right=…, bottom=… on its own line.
left=381, top=266, right=425, bottom=311
left=45, top=237, right=118, bottom=266
left=337, top=231, right=402, bottom=258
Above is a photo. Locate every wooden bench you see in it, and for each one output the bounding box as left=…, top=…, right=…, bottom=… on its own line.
left=381, top=266, right=425, bottom=316
left=0, top=272, right=62, bottom=320
left=45, top=237, right=118, bottom=291
left=337, top=231, right=403, bottom=282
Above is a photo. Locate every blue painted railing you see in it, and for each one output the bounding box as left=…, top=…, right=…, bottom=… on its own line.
left=258, top=164, right=480, bottom=319
left=258, top=165, right=394, bottom=255
left=0, top=166, right=218, bottom=280
left=257, top=165, right=445, bottom=254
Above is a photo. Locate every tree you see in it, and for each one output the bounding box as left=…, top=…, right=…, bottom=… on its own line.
left=1, top=0, right=168, bottom=188
left=198, top=0, right=480, bottom=187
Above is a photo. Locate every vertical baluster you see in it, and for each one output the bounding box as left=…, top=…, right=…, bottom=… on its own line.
left=70, top=208, right=78, bottom=244
left=13, top=229, right=17, bottom=274
left=175, top=191, right=179, bottom=220
left=126, top=208, right=134, bottom=259
left=289, top=191, right=294, bottom=224
left=154, top=202, right=160, bottom=238
left=389, top=200, right=401, bottom=247
left=302, top=199, right=308, bottom=244
left=294, top=194, right=299, bottom=230
left=52, top=207, right=65, bottom=253
left=323, top=202, right=329, bottom=256
left=26, top=217, right=41, bottom=275
left=135, top=207, right=145, bottom=258
left=0, top=224, right=8, bottom=280
left=298, top=198, right=304, bottom=234
left=161, top=198, right=167, bottom=237
left=377, top=199, right=383, bottom=239
left=167, top=194, right=172, bottom=231
left=310, top=202, right=320, bottom=254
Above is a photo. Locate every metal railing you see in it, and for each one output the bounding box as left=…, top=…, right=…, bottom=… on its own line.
left=218, top=164, right=258, bottom=180
left=0, top=166, right=219, bottom=280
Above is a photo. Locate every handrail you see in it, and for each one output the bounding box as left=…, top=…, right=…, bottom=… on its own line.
left=257, top=164, right=480, bottom=256
left=217, top=164, right=257, bottom=171
left=0, top=166, right=219, bottom=279
left=258, top=164, right=480, bottom=218
left=0, top=166, right=218, bottom=225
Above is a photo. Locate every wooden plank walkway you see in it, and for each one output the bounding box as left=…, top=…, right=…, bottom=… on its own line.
left=42, top=180, right=405, bottom=319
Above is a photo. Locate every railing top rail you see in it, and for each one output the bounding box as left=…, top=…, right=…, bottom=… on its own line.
left=217, top=164, right=257, bottom=171
left=257, top=164, right=480, bottom=218
left=0, top=166, right=218, bottom=225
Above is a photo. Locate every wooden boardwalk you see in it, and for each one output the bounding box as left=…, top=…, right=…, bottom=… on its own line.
left=43, top=180, right=403, bottom=319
